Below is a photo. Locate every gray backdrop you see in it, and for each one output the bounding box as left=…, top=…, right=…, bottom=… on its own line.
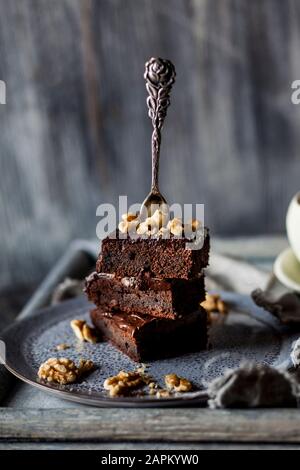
left=1, top=0, right=300, bottom=291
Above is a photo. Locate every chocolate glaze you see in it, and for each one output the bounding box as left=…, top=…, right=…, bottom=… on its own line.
left=98, top=308, right=203, bottom=339
left=90, top=307, right=208, bottom=362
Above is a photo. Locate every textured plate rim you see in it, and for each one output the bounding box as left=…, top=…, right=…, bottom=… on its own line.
left=2, top=361, right=208, bottom=408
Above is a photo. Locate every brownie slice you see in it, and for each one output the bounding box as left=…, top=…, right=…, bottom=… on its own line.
left=96, top=229, right=210, bottom=280
left=85, top=272, right=205, bottom=319
left=90, top=307, right=207, bottom=362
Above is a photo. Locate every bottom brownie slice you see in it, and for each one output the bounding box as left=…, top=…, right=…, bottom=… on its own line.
left=90, top=307, right=207, bottom=362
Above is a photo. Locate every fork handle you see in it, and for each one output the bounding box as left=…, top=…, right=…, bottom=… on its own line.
left=144, top=58, right=176, bottom=192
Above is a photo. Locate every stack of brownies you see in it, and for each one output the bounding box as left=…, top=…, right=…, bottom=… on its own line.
left=84, top=223, right=210, bottom=362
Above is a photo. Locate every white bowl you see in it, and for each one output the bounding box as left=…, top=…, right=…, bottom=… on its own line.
left=286, top=192, right=300, bottom=263
left=274, top=247, right=300, bottom=293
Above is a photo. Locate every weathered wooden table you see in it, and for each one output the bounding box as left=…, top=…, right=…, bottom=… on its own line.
left=2, top=236, right=300, bottom=450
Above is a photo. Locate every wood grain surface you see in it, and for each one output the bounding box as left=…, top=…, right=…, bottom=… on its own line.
left=1, top=443, right=300, bottom=450
left=1, top=408, right=300, bottom=443
left=0, top=0, right=300, bottom=290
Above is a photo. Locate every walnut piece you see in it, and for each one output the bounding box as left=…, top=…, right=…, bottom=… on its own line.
left=191, top=219, right=201, bottom=232
left=165, top=373, right=192, bottom=392
left=167, top=218, right=183, bottom=236
left=103, top=370, right=149, bottom=397
left=217, top=298, right=228, bottom=314
left=78, top=359, right=94, bottom=375
left=201, top=293, right=228, bottom=315
left=38, top=357, right=94, bottom=385
left=70, top=319, right=97, bottom=343
left=136, top=363, right=148, bottom=374
left=151, top=209, right=168, bottom=228
left=122, top=212, right=138, bottom=222
left=56, top=343, right=70, bottom=351
left=118, top=219, right=139, bottom=234
left=38, top=357, right=78, bottom=385
left=70, top=319, right=85, bottom=340
left=136, top=219, right=159, bottom=236
left=157, top=226, right=170, bottom=238
left=119, top=213, right=139, bottom=234
left=82, top=323, right=98, bottom=343
left=156, top=389, right=172, bottom=398
left=136, top=222, right=149, bottom=235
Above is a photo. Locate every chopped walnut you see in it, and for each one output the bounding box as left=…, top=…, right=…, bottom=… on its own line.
left=122, top=212, right=138, bottom=222
left=148, top=381, right=159, bottom=395
left=136, top=363, right=148, bottom=374
left=78, top=358, right=94, bottom=375
left=118, top=219, right=139, bottom=234
left=70, top=319, right=98, bottom=343
left=190, top=219, right=202, bottom=232
left=137, top=218, right=159, bottom=236
left=167, top=218, right=183, bottom=236
left=70, top=319, right=85, bottom=341
left=118, top=213, right=139, bottom=234
left=157, top=226, right=170, bottom=238
left=38, top=357, right=94, bottom=385
left=148, top=381, right=156, bottom=389
left=165, top=373, right=193, bottom=392
left=119, top=212, right=203, bottom=239
left=103, top=370, right=149, bottom=397
left=183, top=219, right=202, bottom=238
left=82, top=323, right=98, bottom=343
left=156, top=389, right=172, bottom=398
left=38, top=357, right=78, bottom=385
left=151, top=209, right=168, bottom=228
left=201, top=293, right=228, bottom=315
left=217, top=298, right=228, bottom=315
left=136, top=222, right=149, bottom=235
left=56, top=343, right=70, bottom=351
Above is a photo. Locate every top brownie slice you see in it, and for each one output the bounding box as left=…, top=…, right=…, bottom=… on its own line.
left=96, top=229, right=210, bottom=279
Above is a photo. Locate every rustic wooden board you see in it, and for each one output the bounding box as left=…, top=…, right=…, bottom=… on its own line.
left=0, top=0, right=300, bottom=291
left=1, top=442, right=300, bottom=450
left=1, top=408, right=300, bottom=443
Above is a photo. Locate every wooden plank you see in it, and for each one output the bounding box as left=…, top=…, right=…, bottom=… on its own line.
left=1, top=442, right=300, bottom=450
left=1, top=408, right=300, bottom=443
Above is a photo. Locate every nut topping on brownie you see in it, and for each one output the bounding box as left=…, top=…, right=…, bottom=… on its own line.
left=117, top=211, right=202, bottom=240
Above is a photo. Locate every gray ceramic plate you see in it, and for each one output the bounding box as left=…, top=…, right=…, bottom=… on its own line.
left=0, top=293, right=297, bottom=407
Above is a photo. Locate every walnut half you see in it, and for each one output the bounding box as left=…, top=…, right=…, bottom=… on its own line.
left=38, top=357, right=94, bottom=385
left=38, top=357, right=79, bottom=385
